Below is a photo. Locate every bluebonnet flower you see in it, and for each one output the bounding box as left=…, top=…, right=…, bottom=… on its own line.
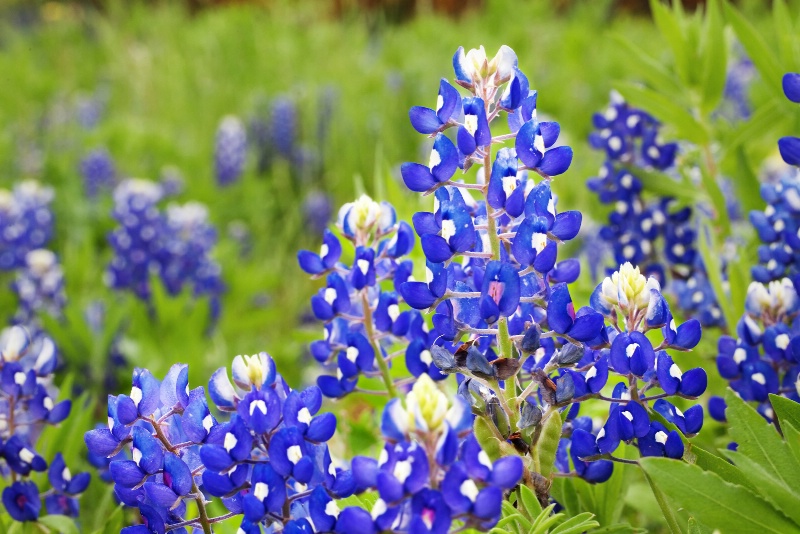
left=13, top=249, right=66, bottom=322
left=716, top=52, right=755, bottom=121
left=586, top=92, right=725, bottom=327
left=106, top=179, right=165, bottom=301
left=271, top=97, right=298, bottom=160
left=214, top=115, right=248, bottom=186
left=0, top=181, right=54, bottom=271
left=106, top=180, right=224, bottom=323
left=709, top=74, right=800, bottom=422
left=337, top=375, right=522, bottom=532
left=388, top=45, right=707, bottom=507
left=86, top=353, right=352, bottom=533
left=0, top=326, right=89, bottom=522
left=299, top=193, right=430, bottom=398
left=80, top=148, right=117, bottom=198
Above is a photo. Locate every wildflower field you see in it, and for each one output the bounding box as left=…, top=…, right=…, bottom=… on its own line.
left=1, top=0, right=800, bottom=532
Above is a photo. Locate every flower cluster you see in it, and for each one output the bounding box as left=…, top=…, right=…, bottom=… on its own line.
left=586, top=93, right=724, bottom=327
left=710, top=279, right=800, bottom=423
left=84, top=352, right=355, bottom=533
left=710, top=74, right=800, bottom=422
left=0, top=326, right=90, bottom=522
left=394, top=46, right=706, bottom=503
left=749, top=73, right=800, bottom=285
left=80, top=147, right=117, bottom=198
left=215, top=115, right=248, bottom=186
left=298, top=194, right=420, bottom=398
left=106, top=179, right=224, bottom=320
left=0, top=181, right=54, bottom=271
left=338, top=375, right=523, bottom=533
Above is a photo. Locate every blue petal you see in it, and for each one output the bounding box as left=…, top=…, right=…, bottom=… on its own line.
left=430, top=134, right=459, bottom=183
left=409, top=107, right=442, bottom=134
left=400, top=163, right=438, bottom=193
left=538, top=146, right=573, bottom=175
left=539, top=121, right=560, bottom=148
left=783, top=73, right=800, bottom=103
left=778, top=136, right=800, bottom=166
left=551, top=211, right=582, bottom=240
left=515, top=120, right=543, bottom=169
left=547, top=283, right=575, bottom=335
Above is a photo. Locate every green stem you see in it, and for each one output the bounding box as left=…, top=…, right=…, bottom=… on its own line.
left=361, top=291, right=399, bottom=398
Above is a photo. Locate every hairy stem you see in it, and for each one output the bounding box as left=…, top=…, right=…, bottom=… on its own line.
left=361, top=291, right=399, bottom=398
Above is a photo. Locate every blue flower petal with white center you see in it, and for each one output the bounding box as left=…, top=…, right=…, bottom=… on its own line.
left=49, top=453, right=91, bottom=495
left=131, top=368, right=161, bottom=418
left=298, top=230, right=342, bottom=275
left=585, top=357, right=609, bottom=394
left=538, top=146, right=573, bottom=176
left=654, top=399, right=704, bottom=435
left=350, top=247, right=376, bottom=290
left=645, top=289, right=670, bottom=328
left=499, top=67, right=529, bottom=111
left=308, top=486, right=339, bottom=532
left=656, top=352, right=681, bottom=395
left=480, top=261, right=520, bottom=323
left=778, top=136, right=800, bottom=166
left=783, top=73, right=800, bottom=103
left=269, top=427, right=310, bottom=480
left=596, top=414, right=621, bottom=454
left=208, top=367, right=237, bottom=410
left=610, top=331, right=655, bottom=377
left=512, top=216, right=550, bottom=268
left=131, top=427, right=164, bottom=475
left=515, top=120, right=544, bottom=169
left=458, top=97, right=491, bottom=156
left=159, top=364, right=190, bottom=411
left=487, top=148, right=519, bottom=211
left=665, top=317, right=702, bottom=350
left=182, top=390, right=214, bottom=443
left=237, top=388, right=281, bottom=434
left=452, top=46, right=472, bottom=86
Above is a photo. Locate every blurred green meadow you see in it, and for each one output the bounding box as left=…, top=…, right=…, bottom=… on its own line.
left=0, top=0, right=798, bottom=531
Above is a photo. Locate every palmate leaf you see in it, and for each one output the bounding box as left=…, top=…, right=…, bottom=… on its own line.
left=639, top=458, right=798, bottom=533
left=491, top=497, right=599, bottom=534
left=723, top=389, right=800, bottom=491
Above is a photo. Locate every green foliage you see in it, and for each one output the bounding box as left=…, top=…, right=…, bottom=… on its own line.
left=490, top=485, right=600, bottom=534
left=640, top=391, right=800, bottom=533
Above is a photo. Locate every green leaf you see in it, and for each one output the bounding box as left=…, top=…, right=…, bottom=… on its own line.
left=614, top=82, right=709, bottom=144
left=611, top=35, right=683, bottom=98
left=697, top=219, right=735, bottom=327
left=724, top=2, right=785, bottom=97
left=687, top=517, right=711, bottom=534
left=518, top=484, right=543, bottom=518
left=780, top=421, right=800, bottom=466
left=699, top=0, right=727, bottom=114
left=722, top=450, right=800, bottom=526
left=548, top=512, right=599, bottom=534
left=772, top=0, right=798, bottom=67
left=725, top=389, right=800, bottom=490
left=769, top=394, right=800, bottom=431
left=641, top=468, right=685, bottom=534
left=649, top=0, right=689, bottom=84
left=640, top=457, right=799, bottom=533
left=685, top=444, right=755, bottom=492
left=36, top=516, right=79, bottom=534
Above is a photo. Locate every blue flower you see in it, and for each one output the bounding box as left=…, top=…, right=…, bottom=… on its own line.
left=3, top=481, right=41, bottom=522
left=409, top=79, right=461, bottom=134
left=214, top=115, right=247, bottom=186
